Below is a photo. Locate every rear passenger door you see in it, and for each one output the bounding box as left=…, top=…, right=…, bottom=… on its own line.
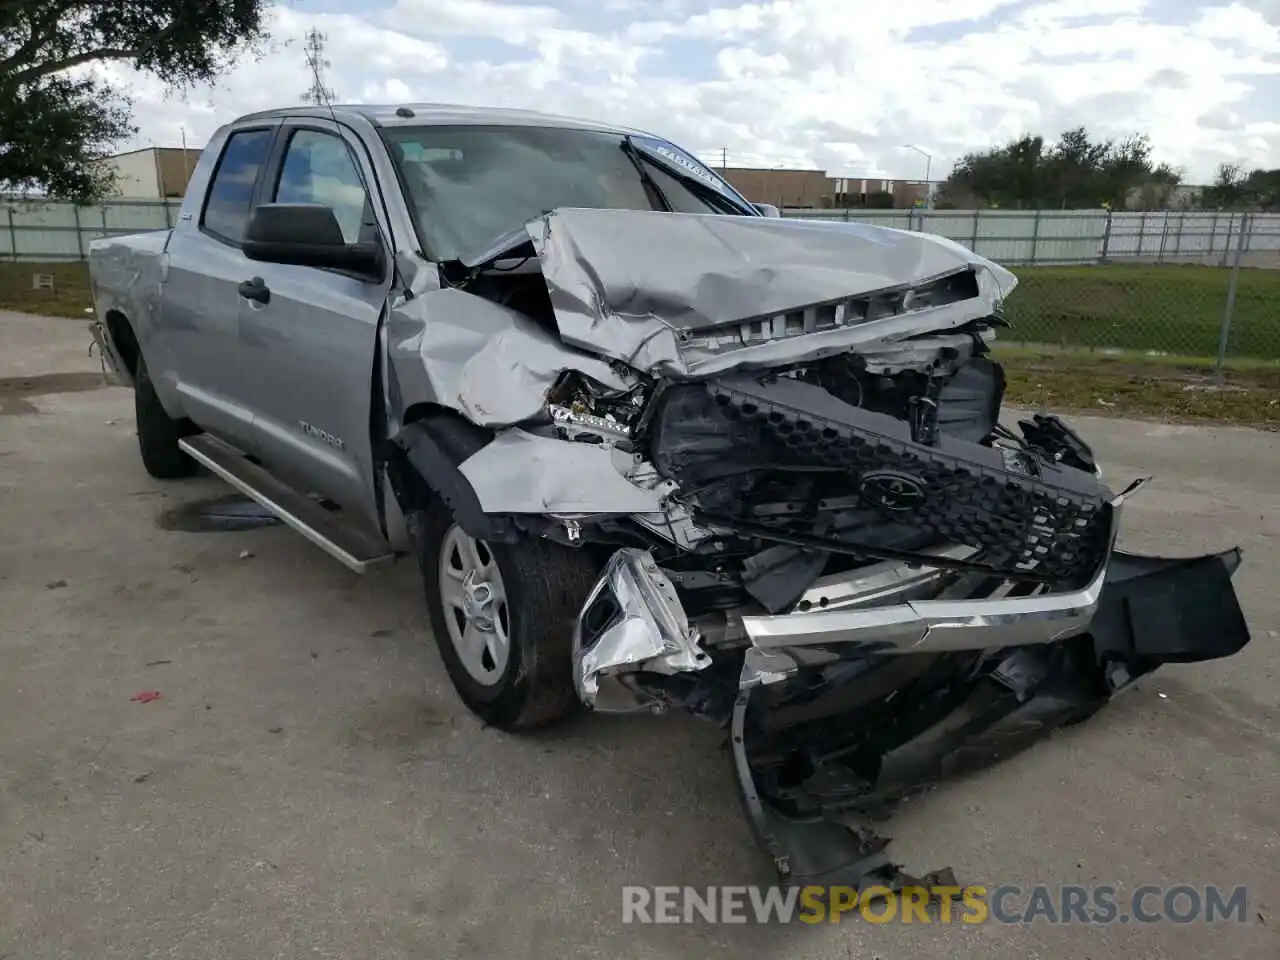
left=160, top=122, right=279, bottom=452
left=234, top=119, right=392, bottom=529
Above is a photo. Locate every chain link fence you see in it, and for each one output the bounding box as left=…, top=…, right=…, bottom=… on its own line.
left=787, top=208, right=1280, bottom=374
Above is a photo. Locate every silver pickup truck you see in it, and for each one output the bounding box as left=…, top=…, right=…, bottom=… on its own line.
left=90, top=103, right=1252, bottom=889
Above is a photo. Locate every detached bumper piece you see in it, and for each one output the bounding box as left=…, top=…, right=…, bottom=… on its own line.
left=730, top=545, right=1250, bottom=889
left=1089, top=547, right=1249, bottom=665
left=571, top=549, right=712, bottom=712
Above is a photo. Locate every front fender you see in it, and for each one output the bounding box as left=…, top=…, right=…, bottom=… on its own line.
left=385, top=284, right=632, bottom=430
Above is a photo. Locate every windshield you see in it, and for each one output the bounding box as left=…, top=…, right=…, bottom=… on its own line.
left=380, top=124, right=750, bottom=261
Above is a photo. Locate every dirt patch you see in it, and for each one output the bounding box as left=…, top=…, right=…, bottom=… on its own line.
left=999, top=352, right=1280, bottom=427
left=0, top=372, right=106, bottom=415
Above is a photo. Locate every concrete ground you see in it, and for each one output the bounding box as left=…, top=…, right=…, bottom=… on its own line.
left=1, top=309, right=1277, bottom=960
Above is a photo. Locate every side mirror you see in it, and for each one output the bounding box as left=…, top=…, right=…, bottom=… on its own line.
left=242, top=203, right=384, bottom=279
left=753, top=202, right=781, bottom=218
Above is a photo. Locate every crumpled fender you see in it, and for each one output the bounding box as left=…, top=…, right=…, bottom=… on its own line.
left=385, top=281, right=633, bottom=430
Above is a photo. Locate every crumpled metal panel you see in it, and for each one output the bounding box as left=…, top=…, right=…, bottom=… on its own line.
left=457, top=429, right=664, bottom=514
left=86, top=231, right=170, bottom=383
left=528, top=208, right=1018, bottom=375
left=385, top=284, right=632, bottom=429
left=572, top=548, right=710, bottom=710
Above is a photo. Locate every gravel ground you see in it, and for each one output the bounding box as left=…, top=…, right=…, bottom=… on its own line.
left=1, top=309, right=1277, bottom=960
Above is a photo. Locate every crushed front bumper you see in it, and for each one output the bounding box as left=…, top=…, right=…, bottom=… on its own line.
left=729, top=541, right=1250, bottom=888
left=571, top=548, right=711, bottom=711
left=570, top=489, right=1252, bottom=889
left=739, top=554, right=1109, bottom=655
left=573, top=484, right=1137, bottom=705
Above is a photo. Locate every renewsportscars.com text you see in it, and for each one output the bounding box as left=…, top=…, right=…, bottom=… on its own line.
left=622, top=884, right=1250, bottom=925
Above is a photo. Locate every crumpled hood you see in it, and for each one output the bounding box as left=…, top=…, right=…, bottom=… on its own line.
left=526, top=207, right=1017, bottom=375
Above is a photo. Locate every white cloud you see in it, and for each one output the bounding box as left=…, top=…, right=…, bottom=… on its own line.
left=383, top=0, right=560, bottom=40
left=88, top=0, right=1280, bottom=183
left=1193, top=1, right=1280, bottom=46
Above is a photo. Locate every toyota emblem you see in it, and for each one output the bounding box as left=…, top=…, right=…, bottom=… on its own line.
left=858, top=470, right=927, bottom=512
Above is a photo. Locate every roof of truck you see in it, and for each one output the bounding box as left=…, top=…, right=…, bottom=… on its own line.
left=234, top=103, right=655, bottom=137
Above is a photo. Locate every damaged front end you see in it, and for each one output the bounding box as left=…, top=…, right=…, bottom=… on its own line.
left=389, top=208, right=1253, bottom=887
left=567, top=377, right=1250, bottom=887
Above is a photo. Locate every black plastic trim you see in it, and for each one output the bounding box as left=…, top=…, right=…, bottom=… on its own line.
left=394, top=417, right=519, bottom=544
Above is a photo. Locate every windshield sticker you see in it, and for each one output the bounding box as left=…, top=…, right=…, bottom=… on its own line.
left=632, top=137, right=735, bottom=196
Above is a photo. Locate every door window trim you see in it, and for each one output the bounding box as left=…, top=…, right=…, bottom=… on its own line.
left=197, top=124, right=280, bottom=249
left=258, top=120, right=393, bottom=284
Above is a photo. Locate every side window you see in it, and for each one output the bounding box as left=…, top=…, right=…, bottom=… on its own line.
left=200, top=128, right=273, bottom=244
left=272, top=129, right=372, bottom=243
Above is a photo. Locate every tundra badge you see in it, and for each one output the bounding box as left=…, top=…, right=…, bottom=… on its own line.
left=299, top=420, right=345, bottom=451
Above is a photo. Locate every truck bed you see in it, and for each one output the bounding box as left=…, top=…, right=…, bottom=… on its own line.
left=88, top=230, right=172, bottom=340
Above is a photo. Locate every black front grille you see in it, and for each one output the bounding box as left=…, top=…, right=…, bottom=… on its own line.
left=649, top=375, right=1113, bottom=585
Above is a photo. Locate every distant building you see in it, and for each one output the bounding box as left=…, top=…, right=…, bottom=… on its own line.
left=714, top=166, right=932, bottom=209
left=713, top=166, right=833, bottom=208
left=98, top=147, right=204, bottom=199
left=1123, top=182, right=1203, bottom=211
left=831, top=178, right=931, bottom=209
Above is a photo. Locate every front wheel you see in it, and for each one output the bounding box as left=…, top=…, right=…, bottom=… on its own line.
left=416, top=507, right=599, bottom=731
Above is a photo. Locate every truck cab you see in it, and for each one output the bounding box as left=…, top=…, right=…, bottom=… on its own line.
left=91, top=104, right=762, bottom=556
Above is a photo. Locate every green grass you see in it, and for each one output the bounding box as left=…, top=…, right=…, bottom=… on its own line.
left=1004, top=263, right=1280, bottom=361
left=0, top=261, right=92, bottom=318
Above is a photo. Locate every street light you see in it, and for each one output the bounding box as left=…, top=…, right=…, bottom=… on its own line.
left=903, top=144, right=932, bottom=208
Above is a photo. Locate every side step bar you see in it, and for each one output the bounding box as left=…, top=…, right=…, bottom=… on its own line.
left=179, top=435, right=395, bottom=574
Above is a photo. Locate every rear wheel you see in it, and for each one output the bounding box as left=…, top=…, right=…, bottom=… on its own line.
left=416, top=506, right=599, bottom=730
left=134, top=355, right=197, bottom=479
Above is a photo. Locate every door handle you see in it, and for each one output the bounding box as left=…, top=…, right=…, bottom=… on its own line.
left=238, top=277, right=271, bottom=305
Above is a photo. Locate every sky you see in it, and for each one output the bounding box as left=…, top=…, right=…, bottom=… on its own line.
left=95, top=0, right=1280, bottom=184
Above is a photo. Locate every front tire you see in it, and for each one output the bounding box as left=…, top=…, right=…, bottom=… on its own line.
left=416, top=506, right=599, bottom=731
left=134, top=355, right=197, bottom=479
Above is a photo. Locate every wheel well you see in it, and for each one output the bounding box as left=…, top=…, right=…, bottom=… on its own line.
left=391, top=403, right=470, bottom=504
left=105, top=309, right=140, bottom=377
left=389, top=402, right=492, bottom=511
left=401, top=401, right=467, bottom=428
left=388, top=405, right=517, bottom=543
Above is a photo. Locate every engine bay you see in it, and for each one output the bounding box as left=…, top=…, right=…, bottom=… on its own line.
left=540, top=325, right=1111, bottom=621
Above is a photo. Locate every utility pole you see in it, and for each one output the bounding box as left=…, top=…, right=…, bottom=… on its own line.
left=721, top=147, right=728, bottom=169
left=903, top=144, right=933, bottom=208
left=301, top=28, right=336, bottom=106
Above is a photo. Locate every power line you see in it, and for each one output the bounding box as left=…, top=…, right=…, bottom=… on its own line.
left=301, top=28, right=336, bottom=106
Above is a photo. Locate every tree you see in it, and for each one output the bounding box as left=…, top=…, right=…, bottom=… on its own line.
left=1241, top=168, right=1280, bottom=209
left=1200, top=163, right=1280, bottom=210
left=1, top=1, right=271, bottom=202
left=934, top=127, right=1183, bottom=210
left=937, top=134, right=1047, bottom=210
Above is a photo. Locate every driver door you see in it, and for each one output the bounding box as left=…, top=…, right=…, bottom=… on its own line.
left=234, top=119, right=392, bottom=530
